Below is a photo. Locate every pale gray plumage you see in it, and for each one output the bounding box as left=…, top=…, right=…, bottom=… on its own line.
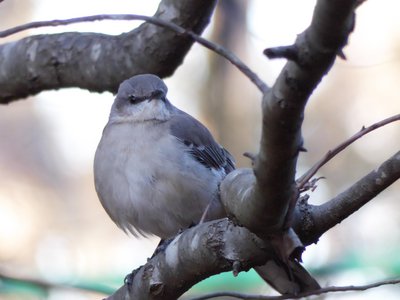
left=94, top=74, right=234, bottom=238
left=94, top=74, right=319, bottom=294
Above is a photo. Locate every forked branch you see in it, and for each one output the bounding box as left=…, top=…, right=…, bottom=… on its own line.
left=297, top=113, right=400, bottom=189
left=0, top=9, right=267, bottom=103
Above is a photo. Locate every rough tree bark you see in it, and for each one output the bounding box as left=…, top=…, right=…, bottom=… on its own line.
left=108, top=148, right=400, bottom=299
left=221, top=0, right=358, bottom=237
left=0, top=0, right=217, bottom=103
left=294, top=150, right=400, bottom=246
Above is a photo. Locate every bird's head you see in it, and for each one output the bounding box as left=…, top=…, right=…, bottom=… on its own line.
left=110, top=74, right=173, bottom=123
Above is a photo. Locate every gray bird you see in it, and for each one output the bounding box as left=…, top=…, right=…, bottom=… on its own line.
left=94, top=74, right=319, bottom=294
left=94, top=74, right=234, bottom=238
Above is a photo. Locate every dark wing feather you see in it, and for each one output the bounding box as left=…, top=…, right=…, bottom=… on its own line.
left=169, top=110, right=235, bottom=175
left=222, top=147, right=235, bottom=173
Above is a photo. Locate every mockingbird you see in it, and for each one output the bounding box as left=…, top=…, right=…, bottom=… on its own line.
left=94, top=74, right=234, bottom=238
left=94, top=74, right=319, bottom=294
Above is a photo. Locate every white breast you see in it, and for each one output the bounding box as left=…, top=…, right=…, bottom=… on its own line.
left=94, top=121, right=225, bottom=238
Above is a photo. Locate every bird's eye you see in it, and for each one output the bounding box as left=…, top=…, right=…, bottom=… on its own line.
left=128, top=94, right=139, bottom=104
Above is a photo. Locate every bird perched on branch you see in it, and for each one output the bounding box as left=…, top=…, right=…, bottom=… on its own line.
left=94, top=74, right=319, bottom=295
left=94, top=74, right=234, bottom=238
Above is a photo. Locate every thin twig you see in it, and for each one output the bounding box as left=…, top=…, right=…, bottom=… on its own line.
left=189, top=278, right=400, bottom=300
left=0, top=14, right=269, bottom=93
left=0, top=272, right=112, bottom=295
left=263, top=45, right=299, bottom=62
left=297, top=113, right=400, bottom=189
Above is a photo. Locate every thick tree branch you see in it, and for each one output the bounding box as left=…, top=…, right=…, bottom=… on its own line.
left=294, top=150, right=400, bottom=245
left=116, top=147, right=400, bottom=300
left=108, top=150, right=400, bottom=299
left=0, top=0, right=217, bottom=103
left=222, top=0, right=360, bottom=237
left=0, top=14, right=267, bottom=96
left=106, top=219, right=277, bottom=300
left=253, top=0, right=358, bottom=231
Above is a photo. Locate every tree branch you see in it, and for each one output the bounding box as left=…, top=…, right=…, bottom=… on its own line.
left=106, top=149, right=400, bottom=299
left=189, top=278, right=400, bottom=300
left=106, top=219, right=278, bottom=300
left=221, top=0, right=361, bottom=237
left=297, top=113, right=400, bottom=189
left=0, top=13, right=267, bottom=98
left=294, top=150, right=400, bottom=245
left=106, top=211, right=400, bottom=299
left=0, top=0, right=218, bottom=103
left=0, top=272, right=113, bottom=295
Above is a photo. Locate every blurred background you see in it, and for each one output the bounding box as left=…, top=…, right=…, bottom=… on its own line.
left=0, top=0, right=399, bottom=299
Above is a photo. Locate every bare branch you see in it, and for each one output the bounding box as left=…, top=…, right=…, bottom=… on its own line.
left=106, top=153, right=400, bottom=299
left=252, top=0, right=359, bottom=232
left=0, top=15, right=146, bottom=38
left=106, top=219, right=279, bottom=300
left=221, top=0, right=361, bottom=238
left=294, top=150, right=400, bottom=245
left=0, top=14, right=267, bottom=94
left=189, top=278, right=400, bottom=300
left=0, top=9, right=268, bottom=103
left=297, top=113, right=400, bottom=189
left=0, top=272, right=111, bottom=295
left=0, top=0, right=218, bottom=103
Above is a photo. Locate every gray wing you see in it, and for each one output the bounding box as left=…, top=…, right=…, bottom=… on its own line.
left=169, top=110, right=235, bottom=175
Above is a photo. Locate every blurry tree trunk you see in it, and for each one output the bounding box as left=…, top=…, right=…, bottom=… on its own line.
left=201, top=0, right=259, bottom=167
left=0, top=0, right=63, bottom=185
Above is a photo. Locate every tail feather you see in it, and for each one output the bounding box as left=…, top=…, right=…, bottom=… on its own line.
left=255, top=260, right=320, bottom=295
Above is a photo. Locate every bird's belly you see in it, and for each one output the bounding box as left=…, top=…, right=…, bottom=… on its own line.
left=94, top=124, right=225, bottom=238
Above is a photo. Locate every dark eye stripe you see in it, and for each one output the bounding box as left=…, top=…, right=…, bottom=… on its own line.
left=128, top=94, right=146, bottom=104
left=151, top=89, right=164, bottom=99
left=128, top=89, right=165, bottom=104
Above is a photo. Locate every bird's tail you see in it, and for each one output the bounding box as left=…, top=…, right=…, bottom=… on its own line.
left=255, top=259, right=320, bottom=295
